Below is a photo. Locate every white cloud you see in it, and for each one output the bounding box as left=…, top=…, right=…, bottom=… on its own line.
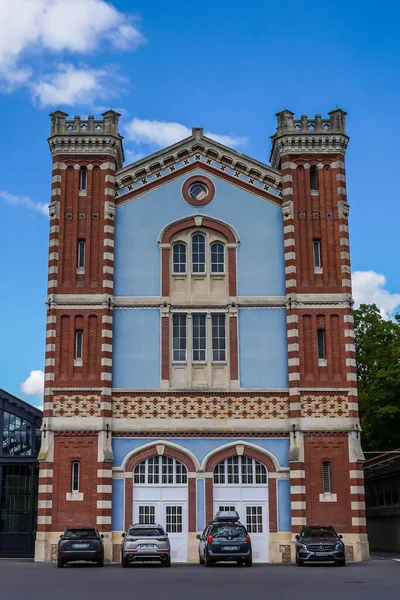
left=352, top=270, right=400, bottom=318
left=0, top=190, right=48, bottom=216
left=0, top=0, right=144, bottom=99
left=32, top=64, right=114, bottom=107
left=124, top=118, right=248, bottom=150
left=21, top=370, right=44, bottom=396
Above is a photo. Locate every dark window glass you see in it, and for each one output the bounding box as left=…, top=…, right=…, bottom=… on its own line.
left=80, top=167, right=87, bottom=191
left=310, top=165, right=318, bottom=191
left=128, top=528, right=164, bottom=537
left=72, top=462, right=80, bottom=493
left=301, top=526, right=337, bottom=538
left=77, top=240, right=85, bottom=268
left=211, top=242, right=224, bottom=273
left=212, top=314, right=226, bottom=361
left=192, top=314, right=206, bottom=361
left=63, top=528, right=97, bottom=539
left=172, top=314, right=186, bottom=361
left=192, top=233, right=206, bottom=273
left=75, top=330, right=83, bottom=360
left=172, top=242, right=186, bottom=273
left=317, top=329, right=326, bottom=360
left=313, top=240, right=321, bottom=268
left=322, top=461, right=331, bottom=493
left=2, top=412, right=33, bottom=456
left=210, top=525, right=246, bottom=539
left=0, top=465, right=32, bottom=532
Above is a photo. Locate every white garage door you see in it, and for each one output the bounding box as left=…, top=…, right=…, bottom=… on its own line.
left=133, top=456, right=188, bottom=562
left=213, top=456, right=269, bottom=562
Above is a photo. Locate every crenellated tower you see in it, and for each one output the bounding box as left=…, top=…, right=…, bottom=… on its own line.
left=36, top=111, right=123, bottom=562
left=271, top=109, right=367, bottom=559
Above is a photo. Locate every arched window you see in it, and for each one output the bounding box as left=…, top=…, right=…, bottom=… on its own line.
left=134, top=456, right=187, bottom=484
left=80, top=167, right=87, bottom=191
left=172, top=242, right=186, bottom=273
left=191, top=233, right=206, bottom=273
left=310, top=165, right=318, bottom=191
left=213, top=456, right=267, bottom=485
left=211, top=242, right=225, bottom=273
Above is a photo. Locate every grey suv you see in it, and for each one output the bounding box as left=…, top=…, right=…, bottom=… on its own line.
left=295, top=525, right=346, bottom=566
left=122, top=523, right=171, bottom=567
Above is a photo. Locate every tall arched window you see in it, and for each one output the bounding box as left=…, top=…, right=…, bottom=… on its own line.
left=80, top=167, right=87, bottom=191
left=192, top=233, right=206, bottom=273
left=172, top=242, right=187, bottom=273
left=211, top=242, right=225, bottom=273
left=310, top=165, right=318, bottom=191
left=134, top=456, right=188, bottom=484
left=213, top=456, right=267, bottom=484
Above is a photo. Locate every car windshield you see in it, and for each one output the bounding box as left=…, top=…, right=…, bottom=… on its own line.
left=63, top=529, right=97, bottom=539
left=301, top=527, right=337, bottom=538
left=211, top=525, right=246, bottom=540
left=128, top=528, right=164, bottom=537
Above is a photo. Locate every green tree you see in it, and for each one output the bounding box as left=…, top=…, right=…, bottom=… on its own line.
left=353, top=304, right=400, bottom=452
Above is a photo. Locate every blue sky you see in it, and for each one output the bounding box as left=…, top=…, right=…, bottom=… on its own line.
left=1, top=0, right=399, bottom=407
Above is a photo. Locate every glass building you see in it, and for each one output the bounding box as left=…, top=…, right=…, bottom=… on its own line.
left=0, top=389, right=42, bottom=557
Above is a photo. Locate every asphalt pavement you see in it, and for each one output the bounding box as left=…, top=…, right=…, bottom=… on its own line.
left=0, top=558, right=398, bottom=600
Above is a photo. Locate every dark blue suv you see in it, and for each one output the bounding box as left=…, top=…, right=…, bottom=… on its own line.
left=197, top=511, right=252, bottom=567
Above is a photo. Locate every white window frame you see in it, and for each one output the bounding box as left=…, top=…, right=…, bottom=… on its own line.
left=213, top=456, right=268, bottom=485
left=133, top=456, right=188, bottom=485
left=172, top=314, right=187, bottom=362
left=192, top=313, right=207, bottom=362
left=210, top=242, right=225, bottom=274
left=72, top=461, right=80, bottom=493
left=75, top=330, right=83, bottom=361
left=77, top=240, right=85, bottom=270
left=191, top=232, right=206, bottom=275
left=211, top=314, right=226, bottom=362
left=172, top=241, right=187, bottom=275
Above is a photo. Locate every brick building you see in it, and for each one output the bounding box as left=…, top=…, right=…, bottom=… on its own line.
left=35, top=108, right=369, bottom=563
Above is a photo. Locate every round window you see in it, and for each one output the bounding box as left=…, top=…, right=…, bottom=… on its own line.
left=188, top=182, right=208, bottom=201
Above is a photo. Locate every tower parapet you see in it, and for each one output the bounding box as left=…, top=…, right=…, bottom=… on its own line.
left=270, top=108, right=349, bottom=168
left=48, top=110, right=124, bottom=168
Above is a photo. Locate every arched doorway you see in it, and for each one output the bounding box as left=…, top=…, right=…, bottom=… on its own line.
left=133, top=456, right=188, bottom=562
left=213, top=456, right=269, bottom=562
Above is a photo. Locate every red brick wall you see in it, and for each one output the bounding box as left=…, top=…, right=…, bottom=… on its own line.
left=304, top=433, right=352, bottom=531
left=52, top=435, right=98, bottom=530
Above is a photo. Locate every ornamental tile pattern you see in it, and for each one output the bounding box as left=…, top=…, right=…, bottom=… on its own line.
left=53, top=394, right=101, bottom=417
left=301, top=394, right=348, bottom=418
left=112, top=395, right=290, bottom=420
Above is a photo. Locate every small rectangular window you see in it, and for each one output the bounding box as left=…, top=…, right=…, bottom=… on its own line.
left=75, top=330, right=83, bottom=360
left=192, top=314, right=206, bottom=361
left=80, top=168, right=87, bottom=191
left=313, top=240, right=321, bottom=268
left=172, top=314, right=186, bottom=362
left=77, top=240, right=85, bottom=268
left=310, top=165, right=318, bottom=191
left=212, top=314, right=226, bottom=361
left=322, top=461, right=331, bottom=494
left=72, top=461, right=80, bottom=493
left=317, top=329, right=326, bottom=360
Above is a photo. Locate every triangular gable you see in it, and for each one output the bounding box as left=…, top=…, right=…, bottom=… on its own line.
left=115, top=128, right=283, bottom=206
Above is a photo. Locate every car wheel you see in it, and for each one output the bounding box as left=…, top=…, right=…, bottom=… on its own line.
left=205, top=553, right=213, bottom=567
left=163, top=557, right=171, bottom=568
left=297, top=557, right=304, bottom=567
left=57, top=558, right=64, bottom=568
left=122, top=558, right=129, bottom=568
left=97, top=558, right=104, bottom=567
left=336, top=559, right=346, bottom=567
left=199, top=554, right=205, bottom=565
left=245, top=558, right=252, bottom=567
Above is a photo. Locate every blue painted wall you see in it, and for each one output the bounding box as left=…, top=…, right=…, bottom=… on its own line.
left=112, top=479, right=124, bottom=531
left=239, top=308, right=288, bottom=389
left=113, top=308, right=160, bottom=388
left=114, top=169, right=285, bottom=297
left=278, top=479, right=291, bottom=532
left=112, top=437, right=290, bottom=469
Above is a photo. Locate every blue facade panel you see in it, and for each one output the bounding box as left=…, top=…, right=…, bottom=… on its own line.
left=112, top=479, right=124, bottom=531
left=238, top=308, right=288, bottom=389
left=114, top=170, right=285, bottom=297
left=112, top=308, right=160, bottom=388
left=278, top=479, right=291, bottom=532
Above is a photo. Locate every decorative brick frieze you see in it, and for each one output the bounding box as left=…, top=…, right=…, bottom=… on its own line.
left=300, top=392, right=349, bottom=418
left=53, top=393, right=101, bottom=417
left=112, top=392, right=290, bottom=420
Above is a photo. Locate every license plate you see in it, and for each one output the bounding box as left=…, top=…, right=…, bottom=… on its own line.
left=314, top=552, right=329, bottom=556
left=72, top=543, right=89, bottom=549
left=221, top=546, right=239, bottom=551
left=139, top=544, right=155, bottom=548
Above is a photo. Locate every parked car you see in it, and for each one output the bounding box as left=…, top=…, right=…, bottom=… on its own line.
left=122, top=523, right=171, bottom=567
left=295, top=525, right=346, bottom=566
left=197, top=511, right=252, bottom=567
left=57, top=527, right=104, bottom=568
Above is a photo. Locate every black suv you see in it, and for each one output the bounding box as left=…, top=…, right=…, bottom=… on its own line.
left=57, top=527, right=104, bottom=568
left=197, top=511, right=252, bottom=567
left=295, top=525, right=345, bottom=566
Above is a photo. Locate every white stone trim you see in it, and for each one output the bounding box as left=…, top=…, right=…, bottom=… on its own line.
left=98, top=469, right=113, bottom=478
left=104, top=238, right=114, bottom=247
left=102, top=344, right=113, bottom=353
left=281, top=161, right=297, bottom=170
left=290, top=470, right=305, bottom=479
left=44, top=373, right=55, bottom=381
left=286, top=279, right=296, bottom=287
left=100, top=162, right=116, bottom=171
left=346, top=373, right=357, bottom=381
left=350, top=470, right=364, bottom=479
left=102, top=316, right=113, bottom=324
left=283, top=225, right=295, bottom=234
left=289, top=387, right=299, bottom=396
left=351, top=501, right=365, bottom=510
left=346, top=358, right=357, bottom=367
left=288, top=343, right=299, bottom=352
left=291, top=501, right=306, bottom=510
left=97, top=485, right=112, bottom=494
left=103, top=280, right=113, bottom=288
left=66, top=492, right=84, bottom=501
left=39, top=485, right=53, bottom=494
left=348, top=403, right=359, bottom=411
left=337, top=186, right=347, bottom=195
left=49, top=252, right=59, bottom=261
left=103, top=266, right=114, bottom=274
left=51, top=188, right=61, bottom=196
left=39, top=470, right=54, bottom=478
left=102, top=329, right=113, bottom=338
left=291, top=517, right=307, bottom=525
left=37, top=516, right=52, bottom=524
left=289, top=402, right=301, bottom=411
left=282, top=187, right=293, bottom=196
left=38, top=500, right=53, bottom=509
left=344, top=329, right=355, bottom=338
left=342, top=279, right=352, bottom=287
left=49, top=238, right=58, bottom=247
left=105, top=174, right=116, bottom=183
left=340, top=237, right=349, bottom=246
left=341, top=265, right=351, bottom=273
left=344, top=315, right=354, bottom=323
left=351, top=517, right=366, bottom=526
left=45, top=358, right=55, bottom=367
left=287, top=329, right=299, bottom=338
left=288, top=358, right=300, bottom=366
left=105, top=188, right=115, bottom=196
left=52, top=162, right=67, bottom=170
left=287, top=315, right=299, bottom=324
left=282, top=174, right=293, bottom=183
left=339, top=224, right=349, bottom=233
left=97, top=500, right=112, bottom=509
left=290, top=486, right=306, bottom=494
left=104, top=252, right=114, bottom=261
left=104, top=225, right=115, bottom=234
left=101, top=358, right=113, bottom=367
left=101, top=372, right=113, bottom=381
left=100, top=402, right=112, bottom=411
left=351, top=486, right=364, bottom=495
left=284, top=238, right=295, bottom=247
left=284, top=251, right=296, bottom=261
left=331, top=161, right=345, bottom=169
left=285, top=265, right=296, bottom=274
left=319, top=493, right=337, bottom=502
left=336, top=173, right=346, bottom=182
